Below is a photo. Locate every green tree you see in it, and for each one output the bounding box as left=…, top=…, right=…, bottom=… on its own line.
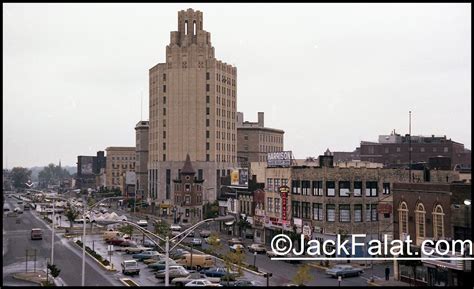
left=203, top=200, right=219, bottom=219
left=223, top=250, right=245, bottom=283
left=38, top=163, right=70, bottom=188
left=293, top=264, right=313, bottom=286
left=119, top=224, right=134, bottom=236
left=65, top=205, right=80, bottom=229
left=237, top=215, right=251, bottom=239
left=154, top=220, right=170, bottom=246
left=47, top=263, right=61, bottom=278
left=11, top=167, right=32, bottom=189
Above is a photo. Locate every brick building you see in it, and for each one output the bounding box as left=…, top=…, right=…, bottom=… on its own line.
left=392, top=182, right=472, bottom=286
left=237, top=112, right=285, bottom=164
left=105, top=147, right=136, bottom=193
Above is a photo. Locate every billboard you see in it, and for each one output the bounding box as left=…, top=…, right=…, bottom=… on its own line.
left=79, top=156, right=94, bottom=175
left=230, top=169, right=249, bottom=186
left=267, top=151, right=293, bottom=167
left=125, top=171, right=136, bottom=185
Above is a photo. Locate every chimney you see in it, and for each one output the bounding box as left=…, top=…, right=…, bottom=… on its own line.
left=258, top=112, right=264, bottom=127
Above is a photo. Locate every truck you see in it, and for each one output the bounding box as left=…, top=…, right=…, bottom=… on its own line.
left=121, top=260, right=140, bottom=275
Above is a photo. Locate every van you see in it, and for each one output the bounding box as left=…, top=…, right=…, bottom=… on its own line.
left=31, top=228, right=43, bottom=240
left=103, top=230, right=123, bottom=241
left=121, top=260, right=140, bottom=275
left=176, top=254, right=214, bottom=270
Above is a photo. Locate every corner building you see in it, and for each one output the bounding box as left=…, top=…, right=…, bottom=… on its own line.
left=148, top=9, right=237, bottom=213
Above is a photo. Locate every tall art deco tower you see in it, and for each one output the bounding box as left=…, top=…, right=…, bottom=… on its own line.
left=148, top=9, right=237, bottom=210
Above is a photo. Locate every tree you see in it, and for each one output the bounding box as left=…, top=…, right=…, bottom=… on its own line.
left=154, top=220, right=170, bottom=246
left=65, top=205, right=80, bottom=229
left=38, top=163, right=70, bottom=188
left=293, top=264, right=313, bottom=286
left=203, top=200, right=219, bottom=219
left=237, top=215, right=251, bottom=239
left=11, top=167, right=32, bottom=189
left=223, top=250, right=245, bottom=283
left=47, top=263, right=61, bottom=278
left=119, top=224, right=134, bottom=236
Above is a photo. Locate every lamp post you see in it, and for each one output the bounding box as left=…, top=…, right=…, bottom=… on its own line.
left=80, top=195, right=123, bottom=286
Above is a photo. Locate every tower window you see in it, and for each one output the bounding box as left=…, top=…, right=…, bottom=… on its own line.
left=193, top=21, right=196, bottom=35
left=163, top=85, right=166, bottom=92
left=206, top=72, right=210, bottom=80
left=185, top=20, right=188, bottom=35
left=163, top=74, right=166, bottom=81
left=206, top=95, right=210, bottom=103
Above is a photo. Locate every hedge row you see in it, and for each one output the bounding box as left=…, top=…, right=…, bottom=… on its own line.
left=75, top=240, right=110, bottom=266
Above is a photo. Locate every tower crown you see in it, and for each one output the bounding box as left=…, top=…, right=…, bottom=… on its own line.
left=170, top=8, right=211, bottom=47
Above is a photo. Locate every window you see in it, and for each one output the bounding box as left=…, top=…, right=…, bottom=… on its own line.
left=420, top=147, right=425, bottom=152
left=313, top=203, right=323, bottom=220
left=274, top=179, right=281, bottom=192
left=163, top=73, right=166, bottom=81
left=206, top=95, right=210, bottom=103
left=206, top=142, right=210, bottom=150
left=433, top=147, right=437, bottom=152
left=302, top=202, right=311, bottom=219
left=385, top=147, right=389, bottom=153
left=163, top=97, right=166, bottom=104
left=292, top=180, right=300, bottom=194
left=326, top=204, right=335, bottom=222
left=326, top=181, right=335, bottom=196
left=206, top=84, right=210, bottom=92
left=366, top=204, right=378, bottom=221
left=302, top=180, right=311, bottom=195
left=206, top=119, right=210, bottom=127
left=185, top=195, right=191, bottom=204
left=365, top=181, right=378, bottom=197
left=383, top=183, right=390, bottom=195
left=163, top=85, right=166, bottom=92
left=397, top=147, right=401, bottom=152
left=398, top=202, right=409, bottom=239
left=354, top=205, right=362, bottom=222
left=244, top=135, right=248, bottom=140
left=274, top=198, right=281, bottom=215
left=206, top=107, right=210, bottom=115
left=339, top=181, right=350, bottom=197
left=163, top=142, right=166, bottom=150
left=198, top=169, right=203, bottom=180
left=163, top=131, right=166, bottom=138
left=313, top=181, right=323, bottom=196
left=206, top=131, right=210, bottom=138
left=339, top=205, right=351, bottom=222
left=206, top=154, right=210, bottom=161
left=292, top=201, right=301, bottom=218
left=432, top=205, right=444, bottom=239
left=163, top=154, right=166, bottom=161
left=266, top=178, right=273, bottom=191
left=281, top=178, right=288, bottom=186
left=444, top=147, right=448, bottom=153
left=206, top=72, right=210, bottom=80
left=267, top=197, right=273, bottom=213
left=415, top=202, right=426, bottom=244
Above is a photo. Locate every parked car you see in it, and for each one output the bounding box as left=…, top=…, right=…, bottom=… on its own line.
left=17, top=201, right=23, bottom=205
left=132, top=251, right=162, bottom=261
left=325, top=265, right=363, bottom=278
left=185, top=279, right=223, bottom=287
left=143, top=239, right=156, bottom=247
left=199, top=230, right=211, bottom=238
left=143, top=255, right=166, bottom=265
left=121, top=260, right=140, bottom=275
left=229, top=244, right=244, bottom=253
left=155, top=265, right=189, bottom=280
left=124, top=246, right=152, bottom=254
left=107, top=237, right=126, bottom=246
left=247, top=243, right=266, bottom=253
left=227, top=238, right=243, bottom=246
left=137, top=219, right=148, bottom=227
left=13, top=207, right=23, bottom=214
left=190, top=238, right=203, bottom=247
left=201, top=267, right=239, bottom=281
left=266, top=250, right=279, bottom=258
left=170, top=248, right=190, bottom=259
left=23, top=204, right=31, bottom=211
left=233, top=280, right=256, bottom=286
left=148, top=259, right=177, bottom=271
left=176, top=254, right=214, bottom=270
left=30, top=228, right=43, bottom=240
left=172, top=272, right=221, bottom=286
left=103, top=230, right=123, bottom=241
left=119, top=240, right=138, bottom=247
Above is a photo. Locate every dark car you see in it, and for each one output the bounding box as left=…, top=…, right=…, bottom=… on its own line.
left=119, top=240, right=138, bottom=247
left=233, top=280, right=256, bottom=286
left=107, top=237, right=126, bottom=246
left=132, top=251, right=162, bottom=261
left=202, top=267, right=239, bottom=281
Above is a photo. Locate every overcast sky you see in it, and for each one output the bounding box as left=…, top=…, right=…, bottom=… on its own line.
left=3, top=3, right=471, bottom=168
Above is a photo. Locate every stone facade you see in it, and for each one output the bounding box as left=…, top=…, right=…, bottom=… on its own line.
left=105, top=147, right=136, bottom=192
left=135, top=121, right=149, bottom=202
left=148, top=8, right=237, bottom=204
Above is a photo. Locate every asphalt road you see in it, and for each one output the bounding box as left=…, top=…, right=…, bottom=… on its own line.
left=2, top=198, right=121, bottom=286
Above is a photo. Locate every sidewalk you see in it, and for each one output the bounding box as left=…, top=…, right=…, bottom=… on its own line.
left=369, top=277, right=410, bottom=286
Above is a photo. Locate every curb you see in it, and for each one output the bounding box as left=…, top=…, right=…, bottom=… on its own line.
left=12, top=273, right=45, bottom=286
left=120, top=278, right=140, bottom=286
left=73, top=241, right=117, bottom=272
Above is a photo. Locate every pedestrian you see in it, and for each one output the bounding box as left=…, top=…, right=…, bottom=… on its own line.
left=385, top=267, right=390, bottom=281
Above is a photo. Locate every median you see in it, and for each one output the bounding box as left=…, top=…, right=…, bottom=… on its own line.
left=75, top=240, right=116, bottom=272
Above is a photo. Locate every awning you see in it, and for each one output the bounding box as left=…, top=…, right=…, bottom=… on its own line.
left=225, top=220, right=235, bottom=226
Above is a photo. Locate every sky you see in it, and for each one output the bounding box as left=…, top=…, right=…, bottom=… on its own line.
left=3, top=3, right=471, bottom=168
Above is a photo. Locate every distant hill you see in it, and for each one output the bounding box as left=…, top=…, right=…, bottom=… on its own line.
left=29, top=165, right=76, bottom=181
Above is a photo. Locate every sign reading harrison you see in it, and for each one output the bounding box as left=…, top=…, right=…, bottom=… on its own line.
left=267, top=151, right=293, bottom=167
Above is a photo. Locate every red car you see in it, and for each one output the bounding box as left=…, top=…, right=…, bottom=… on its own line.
left=107, top=237, right=126, bottom=245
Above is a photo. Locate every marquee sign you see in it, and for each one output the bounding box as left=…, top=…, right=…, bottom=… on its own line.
left=279, top=185, right=290, bottom=224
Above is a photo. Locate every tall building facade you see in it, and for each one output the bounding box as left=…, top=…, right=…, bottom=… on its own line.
left=105, top=147, right=136, bottom=192
left=237, top=112, right=284, bottom=164
left=135, top=121, right=149, bottom=202
left=148, top=9, right=237, bottom=211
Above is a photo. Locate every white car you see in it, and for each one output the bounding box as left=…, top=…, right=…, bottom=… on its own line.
left=229, top=244, right=244, bottom=253
left=137, top=220, right=148, bottom=227
left=185, top=279, right=222, bottom=287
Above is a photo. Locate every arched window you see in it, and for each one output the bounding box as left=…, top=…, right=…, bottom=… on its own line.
left=184, top=20, right=188, bottom=35
left=193, top=20, right=196, bottom=35
left=433, top=205, right=445, bottom=239
left=398, top=201, right=408, bottom=239
left=415, top=202, right=426, bottom=244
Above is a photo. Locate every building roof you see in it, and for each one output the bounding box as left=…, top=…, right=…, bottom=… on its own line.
left=181, top=154, right=195, bottom=174
left=105, top=147, right=135, bottom=151
left=237, top=127, right=284, bottom=134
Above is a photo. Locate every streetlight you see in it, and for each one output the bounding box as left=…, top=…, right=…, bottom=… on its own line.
left=79, top=195, right=123, bottom=286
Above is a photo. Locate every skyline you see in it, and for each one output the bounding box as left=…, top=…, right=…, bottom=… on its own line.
left=3, top=3, right=471, bottom=168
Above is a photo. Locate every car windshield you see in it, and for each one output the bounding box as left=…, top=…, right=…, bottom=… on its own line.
left=125, top=262, right=137, bottom=267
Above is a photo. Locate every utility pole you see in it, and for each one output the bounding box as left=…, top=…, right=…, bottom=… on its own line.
left=409, top=111, right=412, bottom=183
